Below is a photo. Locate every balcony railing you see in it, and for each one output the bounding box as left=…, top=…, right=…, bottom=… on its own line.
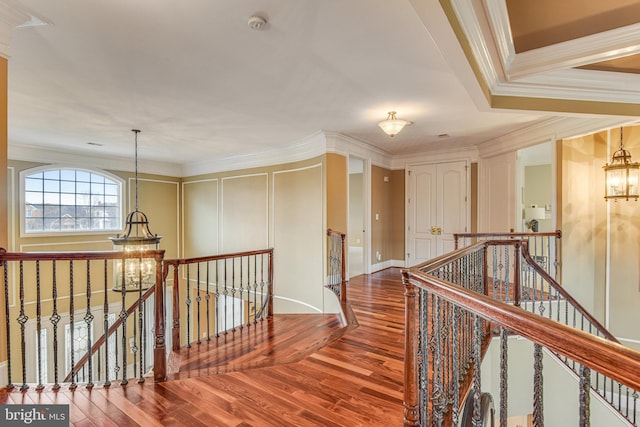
left=403, top=239, right=640, bottom=426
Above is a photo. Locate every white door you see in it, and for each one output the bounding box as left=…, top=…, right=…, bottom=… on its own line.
left=407, top=162, right=467, bottom=267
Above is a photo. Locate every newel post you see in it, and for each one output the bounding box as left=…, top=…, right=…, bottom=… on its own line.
left=402, top=270, right=420, bottom=426
left=153, top=252, right=167, bottom=382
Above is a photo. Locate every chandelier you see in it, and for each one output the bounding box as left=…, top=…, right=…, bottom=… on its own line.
left=604, top=127, right=639, bottom=201
left=110, top=129, right=162, bottom=291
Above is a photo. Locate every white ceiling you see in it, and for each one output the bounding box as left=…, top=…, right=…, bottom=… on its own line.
left=5, top=0, right=636, bottom=175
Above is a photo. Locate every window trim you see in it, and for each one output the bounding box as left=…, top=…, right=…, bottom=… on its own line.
left=19, top=165, right=125, bottom=238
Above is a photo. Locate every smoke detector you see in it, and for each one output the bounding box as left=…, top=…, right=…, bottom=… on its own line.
left=248, top=15, right=267, bottom=31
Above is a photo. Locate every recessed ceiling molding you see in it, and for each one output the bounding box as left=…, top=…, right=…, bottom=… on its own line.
left=391, top=144, right=479, bottom=170
left=447, top=0, right=640, bottom=114
left=508, top=24, right=640, bottom=80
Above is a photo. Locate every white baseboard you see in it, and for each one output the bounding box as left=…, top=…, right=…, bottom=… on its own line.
left=371, top=259, right=406, bottom=273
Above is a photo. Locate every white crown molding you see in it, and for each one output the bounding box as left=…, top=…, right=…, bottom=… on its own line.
left=391, top=145, right=479, bottom=169
left=508, top=24, right=640, bottom=80
left=451, top=0, right=640, bottom=107
left=324, top=132, right=394, bottom=169
left=9, top=143, right=182, bottom=176
left=181, top=130, right=328, bottom=177
left=477, top=116, right=631, bottom=158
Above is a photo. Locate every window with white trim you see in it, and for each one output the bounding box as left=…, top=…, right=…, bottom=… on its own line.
left=21, top=167, right=123, bottom=235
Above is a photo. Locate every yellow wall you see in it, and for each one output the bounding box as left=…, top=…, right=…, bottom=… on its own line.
left=326, top=153, right=347, bottom=234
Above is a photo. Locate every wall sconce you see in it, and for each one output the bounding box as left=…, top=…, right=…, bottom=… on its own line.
left=524, top=206, right=545, bottom=232
left=604, top=127, right=639, bottom=201
left=378, top=111, right=412, bottom=137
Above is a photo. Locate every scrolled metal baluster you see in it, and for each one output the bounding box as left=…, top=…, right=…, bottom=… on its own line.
left=419, top=289, right=430, bottom=426
left=102, top=259, right=111, bottom=387
left=36, top=260, right=44, bottom=390
left=69, top=261, right=77, bottom=389
left=186, top=265, right=192, bottom=345
left=432, top=296, right=444, bottom=426
left=451, top=305, right=460, bottom=425
left=85, top=260, right=94, bottom=389
left=472, top=313, right=482, bottom=427
left=215, top=259, right=221, bottom=337
left=51, top=260, right=61, bottom=390
left=579, top=365, right=591, bottom=427
left=196, top=263, right=201, bottom=344
left=238, top=256, right=244, bottom=330
left=500, top=327, right=508, bottom=427
left=3, top=259, right=14, bottom=390
left=223, top=259, right=229, bottom=334
left=119, top=259, right=128, bottom=385
left=532, top=343, right=544, bottom=427
left=206, top=261, right=211, bottom=340
left=137, top=269, right=145, bottom=384
left=16, top=261, right=29, bottom=391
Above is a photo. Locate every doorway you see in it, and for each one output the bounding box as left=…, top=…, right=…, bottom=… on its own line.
left=348, top=156, right=366, bottom=277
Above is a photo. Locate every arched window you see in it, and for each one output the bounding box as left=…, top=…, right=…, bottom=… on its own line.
left=21, top=167, right=123, bottom=235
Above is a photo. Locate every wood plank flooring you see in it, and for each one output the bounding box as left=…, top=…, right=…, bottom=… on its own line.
left=0, top=268, right=406, bottom=426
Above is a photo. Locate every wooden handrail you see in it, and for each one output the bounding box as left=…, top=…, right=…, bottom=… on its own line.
left=519, top=241, right=617, bottom=342
left=404, top=269, right=640, bottom=391
left=164, top=248, right=274, bottom=350
left=453, top=230, right=562, bottom=240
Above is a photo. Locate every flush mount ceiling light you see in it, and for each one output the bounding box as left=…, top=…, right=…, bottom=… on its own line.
left=378, top=111, right=412, bottom=137
left=604, top=127, right=640, bottom=201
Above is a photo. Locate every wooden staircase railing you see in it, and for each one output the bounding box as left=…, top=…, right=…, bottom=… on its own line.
left=163, top=248, right=273, bottom=351
left=0, top=248, right=166, bottom=390
left=403, top=239, right=640, bottom=426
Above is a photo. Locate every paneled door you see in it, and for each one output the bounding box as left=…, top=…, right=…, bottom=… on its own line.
left=406, top=161, right=467, bottom=267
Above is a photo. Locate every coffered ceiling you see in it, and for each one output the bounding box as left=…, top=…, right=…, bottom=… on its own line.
left=4, top=0, right=639, bottom=175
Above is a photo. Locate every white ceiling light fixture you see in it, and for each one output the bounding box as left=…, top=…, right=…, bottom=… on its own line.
left=378, top=111, right=412, bottom=137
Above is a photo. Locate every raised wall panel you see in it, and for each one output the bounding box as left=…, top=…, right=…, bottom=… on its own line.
left=221, top=174, right=268, bottom=253
left=182, top=179, right=218, bottom=258
left=273, top=164, right=323, bottom=313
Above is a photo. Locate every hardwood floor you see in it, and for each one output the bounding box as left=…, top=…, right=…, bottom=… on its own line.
left=0, top=268, right=406, bottom=426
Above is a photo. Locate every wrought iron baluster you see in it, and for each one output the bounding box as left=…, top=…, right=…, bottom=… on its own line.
left=472, top=314, right=482, bottom=426
left=69, top=261, right=78, bottom=389
left=533, top=343, right=544, bottom=427
left=3, top=259, right=13, bottom=390
left=223, top=259, right=229, bottom=333
left=451, top=305, right=460, bottom=425
left=51, top=260, right=61, bottom=390
left=196, top=262, right=201, bottom=344
left=206, top=261, right=211, bottom=340
left=433, top=295, right=444, bottom=426
left=500, top=327, right=508, bottom=427
left=186, top=264, right=192, bottom=346
left=36, top=260, right=43, bottom=390
left=102, top=259, right=110, bottom=387
left=215, top=259, right=220, bottom=337
left=85, top=260, right=94, bottom=389
left=119, top=258, right=128, bottom=385
left=137, top=267, right=145, bottom=384
left=579, top=365, right=591, bottom=427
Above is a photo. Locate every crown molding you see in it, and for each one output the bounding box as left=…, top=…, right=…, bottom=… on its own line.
left=477, top=116, right=631, bottom=158
left=450, top=0, right=640, bottom=109
left=9, top=143, right=182, bottom=176
left=324, top=132, right=394, bottom=169
left=181, top=130, right=328, bottom=177
left=391, top=144, right=479, bottom=169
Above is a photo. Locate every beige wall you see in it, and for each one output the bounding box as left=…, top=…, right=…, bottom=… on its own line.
left=348, top=172, right=364, bottom=247
left=371, top=165, right=405, bottom=264
left=560, top=131, right=607, bottom=317
left=183, top=156, right=330, bottom=314
left=326, top=153, right=347, bottom=234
